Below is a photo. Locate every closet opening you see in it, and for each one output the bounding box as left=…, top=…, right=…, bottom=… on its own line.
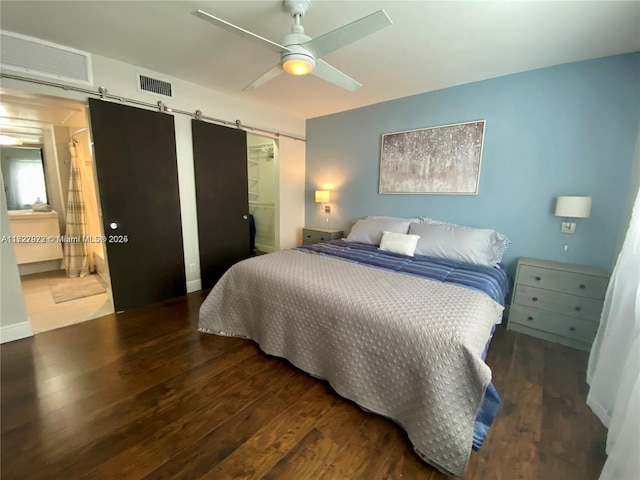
left=247, top=133, right=278, bottom=255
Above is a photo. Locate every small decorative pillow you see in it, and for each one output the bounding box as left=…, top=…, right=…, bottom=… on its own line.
left=419, top=217, right=510, bottom=263
left=409, top=222, right=506, bottom=266
left=346, top=218, right=411, bottom=245
left=378, top=231, right=420, bottom=256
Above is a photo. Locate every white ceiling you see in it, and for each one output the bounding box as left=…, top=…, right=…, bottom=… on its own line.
left=1, top=1, right=639, bottom=120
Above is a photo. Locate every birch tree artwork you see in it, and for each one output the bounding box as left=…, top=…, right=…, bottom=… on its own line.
left=379, top=120, right=485, bottom=194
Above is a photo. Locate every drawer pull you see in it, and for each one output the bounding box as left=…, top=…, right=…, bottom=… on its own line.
left=531, top=297, right=538, bottom=302
left=535, top=276, right=541, bottom=281
left=569, top=326, right=576, bottom=332
left=579, top=284, right=586, bottom=289
left=575, top=306, right=582, bottom=311
left=527, top=316, right=534, bottom=321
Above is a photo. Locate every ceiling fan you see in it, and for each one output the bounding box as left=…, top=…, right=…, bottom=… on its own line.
left=192, top=0, right=392, bottom=92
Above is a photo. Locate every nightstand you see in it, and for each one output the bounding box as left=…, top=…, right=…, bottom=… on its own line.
left=508, top=257, right=609, bottom=352
left=302, top=227, right=343, bottom=246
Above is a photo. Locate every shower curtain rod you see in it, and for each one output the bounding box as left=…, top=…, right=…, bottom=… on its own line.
left=1, top=73, right=306, bottom=142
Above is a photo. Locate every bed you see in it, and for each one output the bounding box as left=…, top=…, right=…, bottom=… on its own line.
left=198, top=217, right=510, bottom=476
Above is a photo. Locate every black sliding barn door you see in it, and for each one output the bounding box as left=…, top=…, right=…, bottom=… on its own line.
left=89, top=98, right=186, bottom=312
left=192, top=120, right=250, bottom=288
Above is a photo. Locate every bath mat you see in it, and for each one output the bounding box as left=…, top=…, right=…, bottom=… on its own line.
left=50, top=275, right=107, bottom=303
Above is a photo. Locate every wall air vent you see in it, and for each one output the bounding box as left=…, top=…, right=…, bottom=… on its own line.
left=0, top=31, right=93, bottom=85
left=137, top=74, right=173, bottom=98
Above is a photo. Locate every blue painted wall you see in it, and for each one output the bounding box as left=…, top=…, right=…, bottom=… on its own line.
left=305, top=53, right=640, bottom=272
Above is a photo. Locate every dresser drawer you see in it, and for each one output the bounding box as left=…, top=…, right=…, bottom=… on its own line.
left=302, top=228, right=342, bottom=245
left=516, top=264, right=608, bottom=300
left=510, top=305, right=598, bottom=344
left=513, top=285, right=603, bottom=321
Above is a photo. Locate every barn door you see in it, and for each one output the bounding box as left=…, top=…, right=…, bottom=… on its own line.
left=192, top=120, right=250, bottom=288
left=89, top=99, right=186, bottom=311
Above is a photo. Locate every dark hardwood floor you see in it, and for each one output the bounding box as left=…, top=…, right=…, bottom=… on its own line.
left=1, top=291, right=607, bottom=479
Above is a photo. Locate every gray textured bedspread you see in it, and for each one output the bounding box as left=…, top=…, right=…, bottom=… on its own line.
left=198, top=249, right=503, bottom=476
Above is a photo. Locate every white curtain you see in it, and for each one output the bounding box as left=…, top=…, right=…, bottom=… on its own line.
left=587, top=184, right=640, bottom=479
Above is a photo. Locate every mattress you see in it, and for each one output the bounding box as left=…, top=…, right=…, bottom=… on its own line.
left=199, top=241, right=509, bottom=475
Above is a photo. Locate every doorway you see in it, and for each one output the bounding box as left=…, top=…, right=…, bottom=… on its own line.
left=247, top=133, right=278, bottom=254
left=1, top=91, right=114, bottom=333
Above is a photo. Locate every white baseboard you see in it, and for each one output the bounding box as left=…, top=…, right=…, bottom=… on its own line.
left=186, top=279, right=202, bottom=293
left=1, top=321, right=34, bottom=343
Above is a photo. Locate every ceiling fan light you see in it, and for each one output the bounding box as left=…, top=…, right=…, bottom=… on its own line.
left=282, top=54, right=315, bottom=75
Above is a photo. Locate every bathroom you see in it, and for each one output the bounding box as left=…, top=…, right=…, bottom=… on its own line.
left=1, top=91, right=114, bottom=333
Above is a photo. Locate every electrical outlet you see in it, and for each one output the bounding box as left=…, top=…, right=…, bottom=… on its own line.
left=189, top=262, right=196, bottom=273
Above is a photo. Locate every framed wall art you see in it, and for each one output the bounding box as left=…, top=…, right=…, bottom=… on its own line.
left=379, top=120, right=486, bottom=194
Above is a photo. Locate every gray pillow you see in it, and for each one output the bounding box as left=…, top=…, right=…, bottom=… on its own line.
left=409, top=222, right=507, bottom=266
left=367, top=215, right=422, bottom=223
left=419, top=217, right=510, bottom=263
left=346, top=218, right=411, bottom=245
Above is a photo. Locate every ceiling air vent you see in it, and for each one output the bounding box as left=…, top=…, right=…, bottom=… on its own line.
left=137, top=74, right=173, bottom=98
left=0, top=31, right=93, bottom=85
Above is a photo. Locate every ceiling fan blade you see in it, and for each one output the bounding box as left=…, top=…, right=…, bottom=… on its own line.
left=312, top=60, right=361, bottom=91
left=243, top=64, right=284, bottom=91
left=304, top=10, right=392, bottom=58
left=192, top=10, right=289, bottom=55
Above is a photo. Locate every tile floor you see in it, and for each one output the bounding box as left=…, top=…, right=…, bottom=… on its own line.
left=19, top=270, right=114, bottom=334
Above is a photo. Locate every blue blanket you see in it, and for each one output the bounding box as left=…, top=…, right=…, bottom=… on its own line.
left=296, top=240, right=510, bottom=450
left=296, top=240, right=510, bottom=304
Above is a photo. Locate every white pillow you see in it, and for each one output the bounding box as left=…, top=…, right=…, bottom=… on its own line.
left=346, top=218, right=411, bottom=245
left=419, top=217, right=510, bottom=263
left=378, top=231, right=420, bottom=256
left=409, top=222, right=505, bottom=266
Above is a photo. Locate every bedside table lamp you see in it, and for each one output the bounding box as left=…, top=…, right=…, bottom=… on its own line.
left=315, top=190, right=331, bottom=227
left=555, top=196, right=592, bottom=252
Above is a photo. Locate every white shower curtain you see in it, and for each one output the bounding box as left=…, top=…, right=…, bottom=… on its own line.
left=587, top=185, right=640, bottom=479
left=63, top=141, right=89, bottom=278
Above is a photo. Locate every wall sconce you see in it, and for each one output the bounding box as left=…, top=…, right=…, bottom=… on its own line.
left=555, top=196, right=592, bottom=233
left=315, top=190, right=331, bottom=213
left=555, top=195, right=592, bottom=252
left=315, top=190, right=331, bottom=227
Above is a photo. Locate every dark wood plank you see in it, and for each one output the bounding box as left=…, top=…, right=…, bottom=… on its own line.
left=539, top=346, right=607, bottom=480
left=85, top=359, right=304, bottom=479
left=262, top=401, right=369, bottom=480
left=465, top=331, right=545, bottom=480
left=200, top=381, right=340, bottom=479
left=0, top=294, right=607, bottom=480
left=315, top=414, right=405, bottom=479
left=2, top=342, right=257, bottom=479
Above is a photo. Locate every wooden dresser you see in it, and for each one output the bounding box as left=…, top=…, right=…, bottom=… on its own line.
left=302, top=227, right=343, bottom=246
left=508, top=257, right=609, bottom=351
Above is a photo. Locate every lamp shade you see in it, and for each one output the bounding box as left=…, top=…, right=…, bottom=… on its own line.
left=555, top=196, right=592, bottom=218
left=315, top=190, right=330, bottom=203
